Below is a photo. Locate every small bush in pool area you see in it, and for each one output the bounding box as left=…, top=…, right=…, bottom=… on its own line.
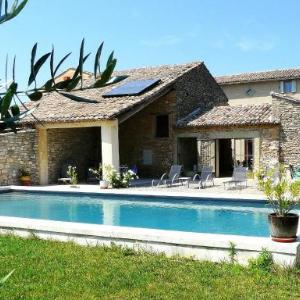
left=248, top=248, right=274, bottom=273
left=228, top=241, right=237, bottom=264
left=105, top=165, right=138, bottom=188
left=67, top=166, right=78, bottom=186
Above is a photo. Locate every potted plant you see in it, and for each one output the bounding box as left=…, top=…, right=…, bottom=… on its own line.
left=19, top=169, right=31, bottom=186
left=89, top=164, right=109, bottom=189
left=67, top=166, right=79, bottom=188
left=258, top=166, right=300, bottom=242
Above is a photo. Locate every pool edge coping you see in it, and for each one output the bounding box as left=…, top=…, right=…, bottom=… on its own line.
left=3, top=185, right=266, bottom=202
left=0, top=216, right=299, bottom=255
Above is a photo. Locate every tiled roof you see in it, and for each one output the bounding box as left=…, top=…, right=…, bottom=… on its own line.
left=177, top=104, right=279, bottom=128
left=23, top=62, right=202, bottom=123
left=215, top=67, right=300, bottom=85
left=271, top=91, right=300, bottom=103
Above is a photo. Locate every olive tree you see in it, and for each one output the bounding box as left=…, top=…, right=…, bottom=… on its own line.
left=0, top=0, right=117, bottom=132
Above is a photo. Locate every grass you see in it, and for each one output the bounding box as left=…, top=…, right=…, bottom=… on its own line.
left=0, top=235, right=300, bottom=299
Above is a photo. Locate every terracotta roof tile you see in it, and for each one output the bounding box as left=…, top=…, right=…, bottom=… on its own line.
left=215, top=67, right=300, bottom=85
left=177, top=104, right=279, bottom=128
left=23, top=62, right=202, bottom=123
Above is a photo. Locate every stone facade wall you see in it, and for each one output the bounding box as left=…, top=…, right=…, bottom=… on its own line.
left=47, top=127, right=101, bottom=183
left=260, top=127, right=280, bottom=168
left=0, top=130, right=39, bottom=185
left=119, top=91, right=177, bottom=177
left=176, top=63, right=228, bottom=119
left=272, top=97, right=300, bottom=166
left=119, top=64, right=228, bottom=177
left=176, top=125, right=280, bottom=172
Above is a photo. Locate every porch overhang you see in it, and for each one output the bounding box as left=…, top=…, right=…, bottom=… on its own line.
left=37, top=119, right=120, bottom=185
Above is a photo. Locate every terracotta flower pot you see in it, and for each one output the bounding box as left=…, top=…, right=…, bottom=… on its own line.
left=268, top=213, right=299, bottom=242
left=20, top=176, right=31, bottom=186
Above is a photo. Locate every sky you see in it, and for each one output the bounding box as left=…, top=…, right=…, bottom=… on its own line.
left=1, top=0, right=300, bottom=89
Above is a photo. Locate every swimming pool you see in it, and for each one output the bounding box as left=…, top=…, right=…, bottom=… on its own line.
left=0, top=191, right=288, bottom=237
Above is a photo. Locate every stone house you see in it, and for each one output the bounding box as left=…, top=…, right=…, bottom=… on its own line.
left=215, top=67, right=300, bottom=173
left=0, top=62, right=298, bottom=185
left=216, top=67, right=300, bottom=106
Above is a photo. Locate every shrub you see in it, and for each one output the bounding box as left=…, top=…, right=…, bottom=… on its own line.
left=228, top=241, right=237, bottom=264
left=67, top=166, right=78, bottom=185
left=248, top=248, right=274, bottom=272
left=89, top=163, right=102, bottom=180
left=255, top=165, right=300, bottom=216
left=105, top=165, right=137, bottom=188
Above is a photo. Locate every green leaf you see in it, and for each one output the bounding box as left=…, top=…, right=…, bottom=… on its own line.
left=44, top=79, right=53, bottom=92
left=10, top=104, right=20, bottom=116
left=8, top=105, right=37, bottom=121
left=79, top=38, right=84, bottom=85
left=106, top=75, right=128, bottom=85
left=1, top=82, right=17, bottom=119
left=28, top=52, right=51, bottom=86
left=54, top=52, right=71, bottom=76
left=50, top=46, right=55, bottom=80
left=53, top=78, right=73, bottom=90
left=27, top=91, right=43, bottom=101
left=66, top=76, right=81, bottom=91
left=0, top=269, right=15, bottom=285
left=72, top=39, right=85, bottom=81
left=0, top=0, right=28, bottom=24
left=94, top=41, right=104, bottom=79
left=12, top=55, right=16, bottom=82
left=70, top=53, right=90, bottom=90
left=106, top=51, right=114, bottom=68
left=93, top=59, right=117, bottom=88
left=29, top=43, right=37, bottom=84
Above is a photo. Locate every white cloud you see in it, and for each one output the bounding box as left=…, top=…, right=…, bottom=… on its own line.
left=140, top=35, right=183, bottom=47
left=235, top=38, right=276, bottom=52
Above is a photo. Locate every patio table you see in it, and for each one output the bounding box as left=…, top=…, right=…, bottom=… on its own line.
left=223, top=180, right=245, bottom=190
left=178, top=176, right=191, bottom=188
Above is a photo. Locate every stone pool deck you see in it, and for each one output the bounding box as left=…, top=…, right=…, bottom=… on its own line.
left=6, top=177, right=265, bottom=200
left=1, top=180, right=300, bottom=267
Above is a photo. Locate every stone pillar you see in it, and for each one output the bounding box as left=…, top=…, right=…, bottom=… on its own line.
left=197, top=139, right=216, bottom=173
left=101, top=120, right=120, bottom=179
left=38, top=128, right=48, bottom=185
left=253, top=137, right=260, bottom=171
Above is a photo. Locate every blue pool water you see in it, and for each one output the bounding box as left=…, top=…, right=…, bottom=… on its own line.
left=0, top=192, right=290, bottom=237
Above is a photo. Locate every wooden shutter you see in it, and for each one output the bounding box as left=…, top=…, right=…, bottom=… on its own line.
left=292, top=80, right=297, bottom=93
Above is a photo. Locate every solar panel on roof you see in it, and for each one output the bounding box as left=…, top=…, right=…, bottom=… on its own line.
left=103, top=79, right=160, bottom=97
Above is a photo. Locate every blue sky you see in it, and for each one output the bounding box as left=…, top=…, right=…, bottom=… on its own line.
left=0, top=0, right=300, bottom=88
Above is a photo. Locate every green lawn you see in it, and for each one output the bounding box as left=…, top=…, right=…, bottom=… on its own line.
left=0, top=235, right=300, bottom=299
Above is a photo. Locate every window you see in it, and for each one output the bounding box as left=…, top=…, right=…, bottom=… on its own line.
left=142, top=149, right=153, bottom=165
left=280, top=80, right=296, bottom=93
left=155, top=114, right=169, bottom=137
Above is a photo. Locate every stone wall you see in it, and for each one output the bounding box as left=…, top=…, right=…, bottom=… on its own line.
left=176, top=125, right=280, bottom=173
left=47, top=127, right=101, bottom=183
left=0, top=130, right=39, bottom=185
left=176, top=63, right=228, bottom=119
left=272, top=97, right=300, bottom=166
left=119, top=91, right=177, bottom=177
left=119, top=64, right=228, bottom=178
left=260, top=127, right=280, bottom=168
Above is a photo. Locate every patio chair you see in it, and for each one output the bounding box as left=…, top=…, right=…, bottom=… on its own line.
left=152, top=165, right=182, bottom=187
left=223, top=166, right=248, bottom=190
left=192, top=166, right=214, bottom=189
left=86, top=167, right=98, bottom=184
left=58, top=160, right=77, bottom=184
